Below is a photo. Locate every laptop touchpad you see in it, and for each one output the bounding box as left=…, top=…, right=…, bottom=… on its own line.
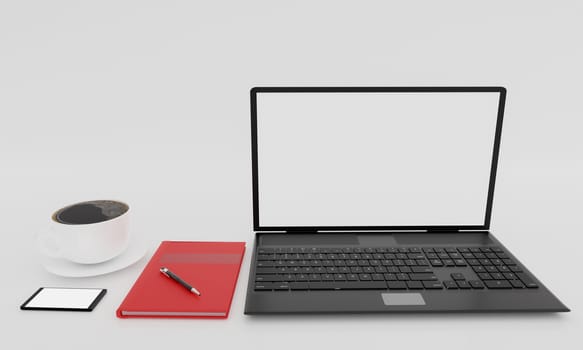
left=382, top=293, right=426, bottom=306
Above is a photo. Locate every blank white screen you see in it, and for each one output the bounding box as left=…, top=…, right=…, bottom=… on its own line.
left=26, top=288, right=102, bottom=309
left=256, top=91, right=501, bottom=227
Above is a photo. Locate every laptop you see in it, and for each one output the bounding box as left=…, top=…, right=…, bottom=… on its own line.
left=243, top=87, right=569, bottom=314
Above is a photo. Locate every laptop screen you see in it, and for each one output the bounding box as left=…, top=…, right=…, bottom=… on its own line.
left=253, top=88, right=505, bottom=230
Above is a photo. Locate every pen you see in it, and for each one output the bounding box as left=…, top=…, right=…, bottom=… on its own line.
left=160, top=267, right=202, bottom=296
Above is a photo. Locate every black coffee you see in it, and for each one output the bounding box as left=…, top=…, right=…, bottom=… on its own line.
left=53, top=200, right=129, bottom=225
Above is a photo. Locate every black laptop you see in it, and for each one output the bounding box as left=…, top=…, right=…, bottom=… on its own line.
left=244, top=87, right=569, bottom=314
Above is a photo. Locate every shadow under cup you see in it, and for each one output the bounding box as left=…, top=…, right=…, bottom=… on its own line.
left=48, top=200, right=130, bottom=264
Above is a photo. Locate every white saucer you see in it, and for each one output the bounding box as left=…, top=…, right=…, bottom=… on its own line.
left=39, top=239, right=149, bottom=277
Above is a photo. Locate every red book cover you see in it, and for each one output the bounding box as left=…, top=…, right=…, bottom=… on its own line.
left=117, top=241, right=245, bottom=318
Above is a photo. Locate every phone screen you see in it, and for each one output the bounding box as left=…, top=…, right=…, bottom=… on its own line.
left=21, top=287, right=106, bottom=311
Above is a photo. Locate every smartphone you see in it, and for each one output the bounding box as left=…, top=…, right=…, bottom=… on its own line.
left=20, top=287, right=107, bottom=311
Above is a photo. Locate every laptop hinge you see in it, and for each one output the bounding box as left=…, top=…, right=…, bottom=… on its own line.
left=286, top=229, right=318, bottom=234
left=427, top=228, right=460, bottom=233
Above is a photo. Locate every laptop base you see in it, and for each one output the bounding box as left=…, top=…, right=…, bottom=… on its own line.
left=244, top=232, right=569, bottom=314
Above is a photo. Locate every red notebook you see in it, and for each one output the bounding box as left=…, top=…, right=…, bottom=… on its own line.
left=117, top=241, right=245, bottom=318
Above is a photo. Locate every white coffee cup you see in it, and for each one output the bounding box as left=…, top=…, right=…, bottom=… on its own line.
left=37, top=200, right=130, bottom=264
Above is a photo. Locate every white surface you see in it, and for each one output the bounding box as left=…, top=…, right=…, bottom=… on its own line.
left=257, top=91, right=499, bottom=226
left=0, top=1, right=581, bottom=349
left=39, top=234, right=148, bottom=277
left=25, top=288, right=103, bottom=309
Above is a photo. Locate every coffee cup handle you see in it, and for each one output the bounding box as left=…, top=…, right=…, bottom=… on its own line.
left=36, top=228, right=62, bottom=258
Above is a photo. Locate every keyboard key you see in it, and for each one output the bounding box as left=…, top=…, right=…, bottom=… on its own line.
left=296, top=274, right=309, bottom=281
left=469, top=280, right=485, bottom=289
left=384, top=273, right=397, bottom=281
left=273, top=283, right=290, bottom=290
left=416, top=259, right=430, bottom=266
left=490, top=273, right=505, bottom=280
left=257, top=254, right=275, bottom=260
left=359, top=273, right=372, bottom=281
left=467, top=259, right=480, bottom=266
left=429, top=259, right=443, bottom=267
left=347, top=274, right=358, bottom=281
left=456, top=280, right=471, bottom=289
left=454, top=259, right=467, bottom=266
left=387, top=281, right=408, bottom=290
left=256, top=268, right=278, bottom=274
left=374, top=266, right=387, bottom=273
left=510, top=280, right=526, bottom=289
left=502, top=259, right=516, bottom=266
left=443, top=280, right=458, bottom=289
left=308, top=274, right=321, bottom=281
left=484, top=280, right=512, bottom=289
left=516, top=273, right=539, bottom=288
left=308, top=282, right=338, bottom=290
left=409, top=273, right=437, bottom=281
left=255, top=275, right=281, bottom=282
left=451, top=273, right=465, bottom=280
left=422, top=281, right=443, bottom=289
left=289, top=282, right=309, bottom=290
left=491, top=259, right=503, bottom=265
left=412, top=267, right=433, bottom=273
left=321, top=274, right=334, bottom=281
left=372, top=274, right=384, bottom=281
left=254, top=283, right=274, bottom=291
left=396, top=273, right=409, bottom=281
left=406, top=281, right=424, bottom=289
left=443, top=259, right=455, bottom=266
left=342, top=282, right=387, bottom=290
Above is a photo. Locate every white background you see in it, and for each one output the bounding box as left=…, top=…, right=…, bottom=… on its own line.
left=0, top=1, right=581, bottom=349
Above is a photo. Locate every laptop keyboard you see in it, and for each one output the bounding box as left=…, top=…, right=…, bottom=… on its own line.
left=253, top=247, right=539, bottom=291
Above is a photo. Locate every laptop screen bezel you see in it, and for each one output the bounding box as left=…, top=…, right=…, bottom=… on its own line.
left=251, top=86, right=506, bottom=232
